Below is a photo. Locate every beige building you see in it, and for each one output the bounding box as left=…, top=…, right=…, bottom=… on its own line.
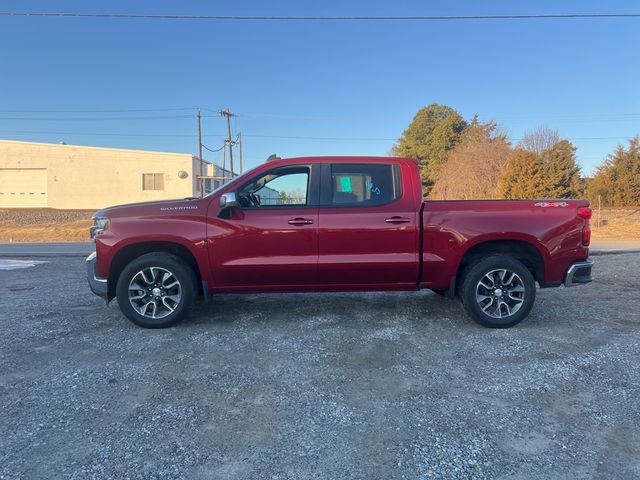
left=0, top=140, right=232, bottom=209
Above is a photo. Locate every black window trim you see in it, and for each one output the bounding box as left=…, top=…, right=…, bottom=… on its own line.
left=235, top=163, right=320, bottom=210
left=319, top=162, right=403, bottom=208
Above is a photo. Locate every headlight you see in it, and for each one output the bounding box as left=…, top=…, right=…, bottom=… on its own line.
left=90, top=217, right=110, bottom=240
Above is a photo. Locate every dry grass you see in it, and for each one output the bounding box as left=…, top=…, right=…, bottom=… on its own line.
left=0, top=207, right=639, bottom=243
left=0, top=209, right=93, bottom=242
left=591, top=207, right=640, bottom=240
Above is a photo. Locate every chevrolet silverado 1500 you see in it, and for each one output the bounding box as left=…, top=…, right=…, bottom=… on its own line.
left=87, top=156, right=593, bottom=328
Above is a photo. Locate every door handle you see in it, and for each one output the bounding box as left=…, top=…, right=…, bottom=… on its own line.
left=385, top=216, right=411, bottom=224
left=288, top=217, right=314, bottom=226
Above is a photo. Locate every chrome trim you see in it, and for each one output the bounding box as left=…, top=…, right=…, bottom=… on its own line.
left=86, top=252, right=108, bottom=301
left=220, top=191, right=237, bottom=207
left=564, top=259, right=594, bottom=287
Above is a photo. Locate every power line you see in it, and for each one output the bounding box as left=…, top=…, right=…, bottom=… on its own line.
left=3, top=108, right=640, bottom=123
left=0, top=114, right=219, bottom=121
left=0, top=130, right=198, bottom=137
left=0, top=107, right=201, bottom=113
left=244, top=134, right=396, bottom=141
left=1, top=12, right=640, bottom=21
left=0, top=129, right=636, bottom=143
left=202, top=143, right=226, bottom=153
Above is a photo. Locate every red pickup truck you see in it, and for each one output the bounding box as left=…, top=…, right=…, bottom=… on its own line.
left=87, top=156, right=593, bottom=329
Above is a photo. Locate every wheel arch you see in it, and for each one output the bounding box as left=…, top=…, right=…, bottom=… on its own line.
left=107, top=241, right=203, bottom=300
left=456, top=239, right=546, bottom=288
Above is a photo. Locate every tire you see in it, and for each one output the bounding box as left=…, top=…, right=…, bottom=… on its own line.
left=116, top=252, right=197, bottom=328
left=459, top=255, right=536, bottom=328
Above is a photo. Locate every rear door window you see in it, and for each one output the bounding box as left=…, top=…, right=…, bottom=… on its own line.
left=329, top=163, right=401, bottom=206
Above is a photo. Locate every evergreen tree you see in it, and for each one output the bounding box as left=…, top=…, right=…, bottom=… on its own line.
left=541, top=140, right=582, bottom=198
left=499, top=129, right=582, bottom=199
left=460, top=116, right=507, bottom=146
left=499, top=149, right=542, bottom=198
left=392, top=104, right=467, bottom=193
left=586, top=137, right=640, bottom=206
left=616, top=137, right=640, bottom=205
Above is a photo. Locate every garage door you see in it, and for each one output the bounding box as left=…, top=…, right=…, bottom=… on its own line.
left=0, top=169, right=48, bottom=207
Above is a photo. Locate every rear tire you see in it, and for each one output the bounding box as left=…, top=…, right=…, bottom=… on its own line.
left=459, top=255, right=536, bottom=328
left=116, top=253, right=197, bottom=328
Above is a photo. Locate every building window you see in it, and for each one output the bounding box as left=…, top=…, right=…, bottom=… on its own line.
left=142, top=173, right=164, bottom=191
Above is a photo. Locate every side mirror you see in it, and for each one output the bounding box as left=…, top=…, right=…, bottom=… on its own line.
left=219, top=192, right=239, bottom=208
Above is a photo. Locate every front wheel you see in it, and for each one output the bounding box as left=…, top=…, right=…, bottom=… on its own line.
left=116, top=253, right=197, bottom=328
left=459, top=255, right=536, bottom=328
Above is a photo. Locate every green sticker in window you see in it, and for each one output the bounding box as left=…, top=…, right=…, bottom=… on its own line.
left=340, top=176, right=352, bottom=192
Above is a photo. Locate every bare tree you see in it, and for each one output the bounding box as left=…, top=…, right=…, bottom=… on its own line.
left=519, top=127, right=560, bottom=154
left=430, top=137, right=512, bottom=200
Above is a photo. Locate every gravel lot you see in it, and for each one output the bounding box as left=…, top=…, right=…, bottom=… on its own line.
left=1, top=254, right=640, bottom=479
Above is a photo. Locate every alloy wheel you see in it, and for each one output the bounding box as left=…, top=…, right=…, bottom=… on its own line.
left=475, top=268, right=525, bottom=319
left=128, top=267, right=182, bottom=319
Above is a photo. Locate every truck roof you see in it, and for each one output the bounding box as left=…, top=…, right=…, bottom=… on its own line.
left=267, top=155, right=417, bottom=165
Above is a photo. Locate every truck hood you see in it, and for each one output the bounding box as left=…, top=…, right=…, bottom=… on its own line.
left=94, top=197, right=206, bottom=219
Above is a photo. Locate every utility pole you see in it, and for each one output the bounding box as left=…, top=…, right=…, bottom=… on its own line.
left=222, top=142, right=226, bottom=176
left=219, top=109, right=236, bottom=178
left=197, top=109, right=204, bottom=197
left=238, top=132, right=243, bottom=174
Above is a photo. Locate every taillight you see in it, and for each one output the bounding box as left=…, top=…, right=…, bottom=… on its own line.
left=578, top=207, right=592, bottom=219
left=578, top=207, right=591, bottom=246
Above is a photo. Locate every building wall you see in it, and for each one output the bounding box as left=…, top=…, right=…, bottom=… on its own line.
left=204, top=163, right=237, bottom=192
left=0, top=140, right=198, bottom=209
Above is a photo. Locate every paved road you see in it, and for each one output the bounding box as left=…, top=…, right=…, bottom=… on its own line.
left=0, top=242, right=94, bottom=257
left=590, top=239, right=640, bottom=252
left=1, top=254, right=639, bottom=479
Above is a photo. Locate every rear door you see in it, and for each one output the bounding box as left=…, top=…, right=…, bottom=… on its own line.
left=317, top=161, right=420, bottom=287
left=209, top=163, right=320, bottom=290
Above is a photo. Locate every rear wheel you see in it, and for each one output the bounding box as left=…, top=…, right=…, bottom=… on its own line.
left=116, top=253, right=196, bottom=328
left=459, top=255, right=536, bottom=328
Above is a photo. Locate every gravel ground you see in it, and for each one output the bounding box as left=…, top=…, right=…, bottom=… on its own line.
left=1, top=254, right=639, bottom=479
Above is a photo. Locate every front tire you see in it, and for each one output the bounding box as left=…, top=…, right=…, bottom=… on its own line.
left=459, top=255, right=536, bottom=328
left=116, top=253, right=197, bottom=328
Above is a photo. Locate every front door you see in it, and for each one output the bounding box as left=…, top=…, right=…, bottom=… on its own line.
left=209, top=164, right=320, bottom=290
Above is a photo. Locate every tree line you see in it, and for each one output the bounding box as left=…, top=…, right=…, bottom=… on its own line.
left=392, top=103, right=640, bottom=206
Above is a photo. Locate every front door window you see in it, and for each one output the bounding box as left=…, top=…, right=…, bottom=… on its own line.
left=237, top=167, right=310, bottom=208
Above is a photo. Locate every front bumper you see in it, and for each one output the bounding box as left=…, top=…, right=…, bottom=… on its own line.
left=86, top=252, right=108, bottom=300
left=564, top=258, right=594, bottom=287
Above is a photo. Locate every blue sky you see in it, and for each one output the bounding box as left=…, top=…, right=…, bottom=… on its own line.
left=1, top=0, right=639, bottom=175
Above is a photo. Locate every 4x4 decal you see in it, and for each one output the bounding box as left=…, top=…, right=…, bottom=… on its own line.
left=534, top=201, right=569, bottom=207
